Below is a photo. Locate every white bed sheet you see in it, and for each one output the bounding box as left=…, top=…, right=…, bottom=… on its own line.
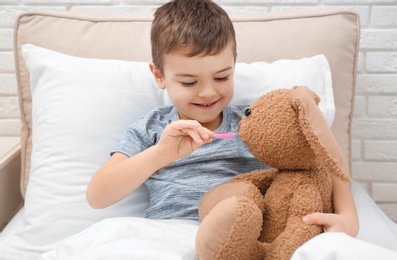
left=0, top=208, right=24, bottom=248
left=353, top=182, right=397, bottom=251
left=1, top=181, right=397, bottom=260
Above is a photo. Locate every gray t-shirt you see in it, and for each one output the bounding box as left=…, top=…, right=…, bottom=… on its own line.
left=112, top=105, right=267, bottom=220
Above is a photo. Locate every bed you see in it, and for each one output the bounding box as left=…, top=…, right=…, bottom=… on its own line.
left=1, top=7, right=397, bottom=260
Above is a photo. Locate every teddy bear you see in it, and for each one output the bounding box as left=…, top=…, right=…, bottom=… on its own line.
left=195, top=86, right=352, bottom=260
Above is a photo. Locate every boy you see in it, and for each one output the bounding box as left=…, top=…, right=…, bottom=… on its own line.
left=86, top=0, right=358, bottom=237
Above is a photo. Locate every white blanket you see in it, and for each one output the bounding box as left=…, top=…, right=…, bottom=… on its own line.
left=40, top=218, right=200, bottom=260
left=39, top=181, right=397, bottom=260
left=292, top=233, right=397, bottom=260
left=39, top=218, right=397, bottom=260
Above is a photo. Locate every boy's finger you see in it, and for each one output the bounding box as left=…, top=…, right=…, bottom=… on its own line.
left=196, top=126, right=213, bottom=141
left=170, top=120, right=212, bottom=142
left=170, top=120, right=200, bottom=130
left=302, top=212, right=333, bottom=228
left=183, top=128, right=204, bottom=143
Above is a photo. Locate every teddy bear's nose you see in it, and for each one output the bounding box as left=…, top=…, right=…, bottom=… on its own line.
left=244, top=108, right=251, bottom=116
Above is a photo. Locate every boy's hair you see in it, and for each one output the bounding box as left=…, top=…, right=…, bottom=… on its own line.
left=151, top=0, right=237, bottom=74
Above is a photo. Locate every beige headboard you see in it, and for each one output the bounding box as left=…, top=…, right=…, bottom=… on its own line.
left=14, top=8, right=360, bottom=198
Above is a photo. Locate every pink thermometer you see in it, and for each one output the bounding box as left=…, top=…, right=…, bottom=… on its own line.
left=213, top=132, right=237, bottom=139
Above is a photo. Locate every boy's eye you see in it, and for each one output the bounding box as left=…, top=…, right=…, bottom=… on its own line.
left=215, top=76, right=229, bottom=82
left=181, top=81, right=197, bottom=87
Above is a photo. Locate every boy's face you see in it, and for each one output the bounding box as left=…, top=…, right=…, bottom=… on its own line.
left=150, top=42, right=235, bottom=131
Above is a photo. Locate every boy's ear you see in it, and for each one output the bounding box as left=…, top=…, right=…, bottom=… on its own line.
left=149, top=62, right=166, bottom=90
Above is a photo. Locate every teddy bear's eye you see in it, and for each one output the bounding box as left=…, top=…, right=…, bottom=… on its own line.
left=244, top=108, right=251, bottom=116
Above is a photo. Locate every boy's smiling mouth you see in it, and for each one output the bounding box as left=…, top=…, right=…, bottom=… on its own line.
left=193, top=101, right=218, bottom=109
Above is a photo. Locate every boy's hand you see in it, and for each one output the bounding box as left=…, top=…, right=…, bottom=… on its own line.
left=302, top=212, right=359, bottom=237
left=156, top=120, right=214, bottom=161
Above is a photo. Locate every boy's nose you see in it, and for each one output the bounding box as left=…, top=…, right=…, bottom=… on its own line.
left=198, top=83, right=216, bottom=98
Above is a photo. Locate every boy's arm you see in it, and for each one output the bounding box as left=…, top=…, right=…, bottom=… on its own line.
left=86, top=146, right=172, bottom=209
left=302, top=174, right=359, bottom=237
left=86, top=120, right=213, bottom=209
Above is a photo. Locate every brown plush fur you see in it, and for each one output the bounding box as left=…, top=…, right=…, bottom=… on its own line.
left=196, top=86, right=351, bottom=260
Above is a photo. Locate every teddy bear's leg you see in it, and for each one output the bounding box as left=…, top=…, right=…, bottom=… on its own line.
left=196, top=195, right=266, bottom=260
left=265, top=184, right=323, bottom=260
left=198, top=182, right=265, bottom=221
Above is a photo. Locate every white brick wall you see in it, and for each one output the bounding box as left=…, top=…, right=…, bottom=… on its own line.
left=0, top=0, right=396, bottom=223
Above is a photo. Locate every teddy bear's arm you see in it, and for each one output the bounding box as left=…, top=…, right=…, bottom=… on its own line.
left=229, top=168, right=277, bottom=195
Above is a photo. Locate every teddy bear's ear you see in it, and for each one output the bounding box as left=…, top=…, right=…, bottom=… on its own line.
left=291, top=86, right=351, bottom=183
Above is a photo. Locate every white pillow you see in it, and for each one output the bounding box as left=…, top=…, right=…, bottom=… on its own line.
left=233, top=56, right=334, bottom=126
left=4, top=44, right=333, bottom=255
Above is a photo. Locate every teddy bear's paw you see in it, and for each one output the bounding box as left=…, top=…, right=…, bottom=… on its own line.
left=196, top=196, right=264, bottom=260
